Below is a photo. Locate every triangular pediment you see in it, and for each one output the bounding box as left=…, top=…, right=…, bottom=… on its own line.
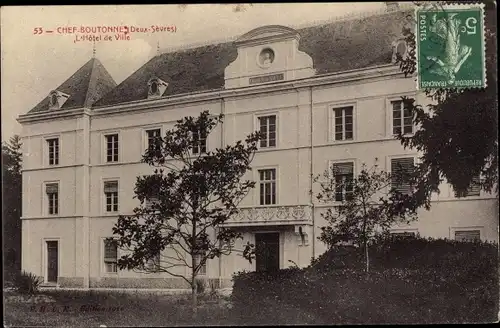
left=236, top=25, right=299, bottom=45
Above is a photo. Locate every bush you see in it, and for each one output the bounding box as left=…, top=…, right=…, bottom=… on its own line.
left=231, top=237, right=499, bottom=324
left=12, top=271, right=42, bottom=295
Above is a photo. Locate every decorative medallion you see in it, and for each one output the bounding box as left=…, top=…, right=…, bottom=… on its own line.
left=258, top=48, right=275, bottom=68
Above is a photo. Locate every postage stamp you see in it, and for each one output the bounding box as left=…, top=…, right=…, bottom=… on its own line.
left=416, top=3, right=486, bottom=89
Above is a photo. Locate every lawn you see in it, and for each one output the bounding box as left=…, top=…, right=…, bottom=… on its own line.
left=4, top=289, right=237, bottom=327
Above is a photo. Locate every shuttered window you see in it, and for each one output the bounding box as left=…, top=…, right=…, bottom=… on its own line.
left=455, top=230, right=480, bottom=242
left=46, top=183, right=59, bottom=215
left=104, top=181, right=119, bottom=212
left=103, top=239, right=118, bottom=273
left=391, top=157, right=414, bottom=194
left=331, top=162, right=354, bottom=201
left=455, top=175, right=481, bottom=197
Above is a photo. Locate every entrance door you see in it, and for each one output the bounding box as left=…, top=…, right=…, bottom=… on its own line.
left=46, top=241, right=58, bottom=283
left=255, top=233, right=280, bottom=272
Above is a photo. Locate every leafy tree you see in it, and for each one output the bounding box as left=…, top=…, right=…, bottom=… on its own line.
left=111, top=111, right=261, bottom=316
left=314, top=162, right=418, bottom=273
left=394, top=1, right=498, bottom=210
left=2, top=135, right=23, bottom=278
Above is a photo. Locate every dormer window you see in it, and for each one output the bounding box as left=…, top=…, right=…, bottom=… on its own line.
left=48, top=90, right=70, bottom=110
left=50, top=94, right=58, bottom=107
left=147, top=77, right=168, bottom=99
left=392, top=39, right=408, bottom=63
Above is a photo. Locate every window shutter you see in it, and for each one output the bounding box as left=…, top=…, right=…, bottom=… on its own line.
left=391, top=157, right=414, bottom=193
left=104, top=240, right=117, bottom=261
left=455, top=230, right=480, bottom=242
left=104, top=181, right=118, bottom=193
left=46, top=183, right=59, bottom=194
left=332, top=162, right=354, bottom=175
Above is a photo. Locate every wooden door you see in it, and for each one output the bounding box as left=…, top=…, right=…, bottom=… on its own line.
left=255, top=233, right=280, bottom=272
left=46, top=241, right=58, bottom=283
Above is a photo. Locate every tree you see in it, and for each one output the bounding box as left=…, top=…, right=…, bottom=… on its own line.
left=394, top=1, right=498, bottom=209
left=111, top=111, right=260, bottom=316
left=2, top=135, right=23, bottom=278
left=314, top=162, right=418, bottom=273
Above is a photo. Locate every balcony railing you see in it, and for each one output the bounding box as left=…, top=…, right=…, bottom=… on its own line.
left=223, top=204, right=313, bottom=227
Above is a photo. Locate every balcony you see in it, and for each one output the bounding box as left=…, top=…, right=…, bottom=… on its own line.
left=223, top=204, right=313, bottom=228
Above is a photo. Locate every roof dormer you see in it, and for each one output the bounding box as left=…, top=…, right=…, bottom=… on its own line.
left=48, top=90, right=70, bottom=110
left=391, top=38, right=409, bottom=63
left=224, top=25, right=315, bottom=89
left=147, top=77, right=168, bottom=99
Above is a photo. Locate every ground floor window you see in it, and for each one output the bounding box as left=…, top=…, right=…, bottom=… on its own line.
left=103, top=239, right=118, bottom=273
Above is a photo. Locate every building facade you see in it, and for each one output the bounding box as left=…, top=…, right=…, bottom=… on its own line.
left=17, top=8, right=498, bottom=289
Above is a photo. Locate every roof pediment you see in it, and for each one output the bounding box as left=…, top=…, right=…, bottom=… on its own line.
left=235, top=25, right=299, bottom=45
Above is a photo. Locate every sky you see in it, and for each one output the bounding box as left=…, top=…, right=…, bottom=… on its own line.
left=1, top=3, right=388, bottom=142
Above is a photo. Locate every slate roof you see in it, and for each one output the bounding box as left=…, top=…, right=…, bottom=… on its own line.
left=28, top=8, right=411, bottom=113
left=27, top=58, right=117, bottom=114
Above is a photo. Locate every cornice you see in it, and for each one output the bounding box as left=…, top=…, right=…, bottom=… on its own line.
left=18, top=64, right=404, bottom=123
left=17, top=107, right=91, bottom=124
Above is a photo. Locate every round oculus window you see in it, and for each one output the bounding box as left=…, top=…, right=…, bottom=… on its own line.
left=259, top=48, right=275, bottom=67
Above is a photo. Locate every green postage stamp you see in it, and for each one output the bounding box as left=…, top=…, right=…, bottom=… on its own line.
left=416, top=3, right=486, bottom=89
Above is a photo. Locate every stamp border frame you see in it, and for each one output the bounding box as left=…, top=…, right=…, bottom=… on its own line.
left=415, top=2, right=487, bottom=90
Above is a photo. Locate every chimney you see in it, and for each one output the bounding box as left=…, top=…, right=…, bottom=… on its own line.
left=385, top=2, right=400, bottom=12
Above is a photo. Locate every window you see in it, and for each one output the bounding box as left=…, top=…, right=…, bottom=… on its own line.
left=146, top=252, right=161, bottom=271
left=145, top=192, right=160, bottom=210
left=333, top=107, right=353, bottom=141
left=391, top=157, right=414, bottom=194
left=104, top=181, right=119, bottom=212
left=331, top=162, right=354, bottom=201
left=194, top=252, right=206, bottom=275
left=103, top=239, right=118, bottom=273
left=455, top=175, right=481, bottom=197
left=455, top=230, right=480, bottom=242
left=192, top=129, right=207, bottom=155
left=46, top=183, right=59, bottom=215
left=47, top=138, right=59, bottom=165
left=146, top=128, right=161, bottom=151
left=392, top=100, right=413, bottom=135
left=105, top=134, right=119, bottom=162
left=258, top=115, right=277, bottom=148
left=259, top=169, right=277, bottom=205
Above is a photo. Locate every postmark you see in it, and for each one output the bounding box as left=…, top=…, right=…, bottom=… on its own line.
left=416, top=3, right=486, bottom=89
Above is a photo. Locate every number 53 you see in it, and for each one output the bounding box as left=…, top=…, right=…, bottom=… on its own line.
left=33, top=27, right=43, bottom=34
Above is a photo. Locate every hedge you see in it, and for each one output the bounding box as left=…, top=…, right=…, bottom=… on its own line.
left=231, top=237, right=499, bottom=325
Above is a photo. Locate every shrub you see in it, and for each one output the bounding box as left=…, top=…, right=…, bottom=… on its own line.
left=13, top=271, right=42, bottom=295
left=231, top=237, right=499, bottom=324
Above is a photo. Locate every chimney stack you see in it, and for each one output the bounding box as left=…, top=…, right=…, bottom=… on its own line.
left=385, top=2, right=400, bottom=12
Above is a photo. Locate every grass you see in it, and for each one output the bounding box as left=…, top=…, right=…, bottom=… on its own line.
left=4, top=289, right=237, bottom=327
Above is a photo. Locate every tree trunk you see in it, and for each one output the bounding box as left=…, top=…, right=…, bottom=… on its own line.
left=365, top=241, right=370, bottom=274
left=191, top=280, right=198, bottom=320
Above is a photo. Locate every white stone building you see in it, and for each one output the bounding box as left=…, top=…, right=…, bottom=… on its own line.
left=17, top=7, right=498, bottom=289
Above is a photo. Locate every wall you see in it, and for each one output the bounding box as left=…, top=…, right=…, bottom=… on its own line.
left=19, top=71, right=498, bottom=286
